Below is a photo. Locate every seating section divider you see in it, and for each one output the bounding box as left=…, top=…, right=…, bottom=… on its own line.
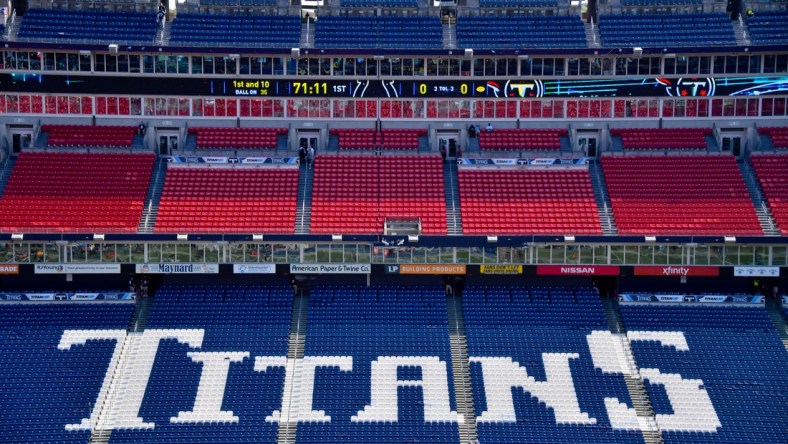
left=602, top=155, right=762, bottom=235
left=188, top=127, right=287, bottom=150
left=610, top=128, right=711, bottom=151
left=477, top=129, right=567, bottom=151
left=44, top=124, right=137, bottom=148
left=0, top=152, right=154, bottom=233
left=459, top=168, right=602, bottom=234
left=310, top=155, right=447, bottom=234
left=155, top=167, right=299, bottom=233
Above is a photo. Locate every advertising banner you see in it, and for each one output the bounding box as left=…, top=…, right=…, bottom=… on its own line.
left=386, top=264, right=467, bottom=275
left=619, top=293, right=764, bottom=304
left=0, top=264, right=19, bottom=275
left=479, top=265, right=523, bottom=275
left=34, top=264, right=121, bottom=274
left=459, top=158, right=589, bottom=166
left=233, top=264, right=276, bottom=274
left=290, top=263, right=371, bottom=274
left=633, top=266, right=719, bottom=277
left=168, top=156, right=298, bottom=165
left=536, top=265, right=619, bottom=276
left=733, top=266, right=780, bottom=277
left=136, top=263, right=219, bottom=274
left=0, top=292, right=135, bottom=301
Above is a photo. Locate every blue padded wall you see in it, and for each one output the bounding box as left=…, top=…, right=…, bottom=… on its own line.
left=18, top=9, right=157, bottom=44
left=598, top=13, right=736, bottom=47
left=0, top=303, right=134, bottom=444
left=297, top=285, right=459, bottom=444
left=620, top=305, right=788, bottom=444
left=169, top=14, right=301, bottom=47
left=463, top=286, right=645, bottom=444
left=110, top=285, right=293, bottom=444
left=456, top=15, right=587, bottom=49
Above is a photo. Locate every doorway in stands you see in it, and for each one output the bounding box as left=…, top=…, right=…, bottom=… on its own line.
left=297, top=129, right=320, bottom=153
left=577, top=129, right=599, bottom=157
left=156, top=128, right=179, bottom=156
left=8, top=126, right=33, bottom=155
left=720, top=128, right=745, bottom=156
left=437, top=131, right=460, bottom=158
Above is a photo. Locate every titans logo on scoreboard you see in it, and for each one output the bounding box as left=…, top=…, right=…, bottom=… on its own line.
left=485, top=80, right=545, bottom=98
left=659, top=77, right=717, bottom=97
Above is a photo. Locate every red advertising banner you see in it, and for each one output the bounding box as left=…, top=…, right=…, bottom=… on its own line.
left=0, top=264, right=19, bottom=275
left=633, top=266, right=719, bottom=277
left=536, top=265, right=620, bottom=276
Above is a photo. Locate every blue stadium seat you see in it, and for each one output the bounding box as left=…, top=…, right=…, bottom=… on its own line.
left=747, top=12, right=788, bottom=45
left=109, top=285, right=292, bottom=444
left=169, top=13, right=301, bottom=47
left=619, top=304, right=788, bottom=444
left=479, top=0, right=558, bottom=7
left=298, top=285, right=460, bottom=443
left=18, top=8, right=157, bottom=44
left=340, top=0, right=419, bottom=7
left=456, top=16, right=587, bottom=49
left=0, top=303, right=135, bottom=444
left=598, top=13, right=736, bottom=47
left=619, top=0, right=700, bottom=6
left=314, top=16, right=442, bottom=49
left=462, top=286, right=645, bottom=444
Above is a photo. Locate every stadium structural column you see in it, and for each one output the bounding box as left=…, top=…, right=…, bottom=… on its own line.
left=601, top=295, right=665, bottom=444
left=446, top=286, right=478, bottom=444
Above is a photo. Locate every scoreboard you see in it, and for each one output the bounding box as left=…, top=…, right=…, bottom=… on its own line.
left=1, top=73, right=787, bottom=98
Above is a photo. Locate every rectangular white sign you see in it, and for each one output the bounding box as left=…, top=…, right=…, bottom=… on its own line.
left=136, top=263, right=219, bottom=274
left=34, top=264, right=121, bottom=274
left=233, top=264, right=276, bottom=274
left=733, top=266, right=780, bottom=277
left=290, top=263, right=371, bottom=274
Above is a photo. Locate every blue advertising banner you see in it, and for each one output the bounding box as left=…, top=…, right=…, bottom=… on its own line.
left=0, top=292, right=135, bottom=302
left=619, top=293, right=764, bottom=304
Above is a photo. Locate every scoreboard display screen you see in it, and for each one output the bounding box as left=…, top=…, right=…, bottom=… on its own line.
left=0, top=73, right=786, bottom=98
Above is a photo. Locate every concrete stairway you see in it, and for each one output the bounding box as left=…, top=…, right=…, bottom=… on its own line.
left=89, top=296, right=154, bottom=444
left=443, top=160, right=463, bottom=235
left=765, top=297, right=788, bottom=352
left=0, top=156, right=17, bottom=198
left=295, top=163, right=313, bottom=234
left=138, top=159, right=167, bottom=234
left=732, top=18, right=751, bottom=46
left=300, top=22, right=315, bottom=48
left=277, top=291, right=310, bottom=444
left=737, top=158, right=780, bottom=236
left=589, top=160, right=618, bottom=235
left=446, top=291, right=478, bottom=444
left=602, top=297, right=664, bottom=444
left=585, top=22, right=602, bottom=48
left=442, top=22, right=456, bottom=49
